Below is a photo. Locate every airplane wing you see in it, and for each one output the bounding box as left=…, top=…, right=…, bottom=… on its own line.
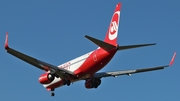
left=94, top=52, right=176, bottom=78
left=4, top=33, right=75, bottom=78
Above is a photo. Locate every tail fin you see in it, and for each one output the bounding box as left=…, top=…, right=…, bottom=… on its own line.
left=85, top=3, right=156, bottom=51
left=104, top=3, right=121, bottom=46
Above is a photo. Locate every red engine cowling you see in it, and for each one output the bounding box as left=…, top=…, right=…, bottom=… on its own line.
left=39, top=73, right=55, bottom=84
left=85, top=78, right=101, bottom=89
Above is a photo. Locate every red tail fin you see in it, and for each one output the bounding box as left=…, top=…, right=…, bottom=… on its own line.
left=104, top=3, right=121, bottom=46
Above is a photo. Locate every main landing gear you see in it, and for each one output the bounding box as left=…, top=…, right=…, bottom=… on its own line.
left=63, top=79, right=71, bottom=86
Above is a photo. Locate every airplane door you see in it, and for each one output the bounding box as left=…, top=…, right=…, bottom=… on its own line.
left=93, top=49, right=98, bottom=61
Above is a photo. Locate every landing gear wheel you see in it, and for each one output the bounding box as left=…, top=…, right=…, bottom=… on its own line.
left=50, top=88, right=55, bottom=97
left=66, top=80, right=71, bottom=86
left=63, top=79, right=71, bottom=86
left=51, top=92, right=55, bottom=96
left=63, top=80, right=66, bottom=85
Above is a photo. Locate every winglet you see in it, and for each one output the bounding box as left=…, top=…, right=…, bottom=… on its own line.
left=5, top=32, right=9, bottom=50
left=169, top=52, right=176, bottom=66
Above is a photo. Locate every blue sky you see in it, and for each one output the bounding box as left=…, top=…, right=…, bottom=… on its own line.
left=0, top=0, right=179, bottom=100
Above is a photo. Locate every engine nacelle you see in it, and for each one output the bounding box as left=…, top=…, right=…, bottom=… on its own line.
left=85, top=78, right=101, bottom=89
left=39, top=73, right=55, bottom=84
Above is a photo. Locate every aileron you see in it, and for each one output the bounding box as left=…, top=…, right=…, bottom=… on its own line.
left=5, top=33, right=75, bottom=79
left=7, top=48, right=45, bottom=70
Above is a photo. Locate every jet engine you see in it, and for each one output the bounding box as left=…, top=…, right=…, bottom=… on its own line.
left=39, top=73, right=55, bottom=84
left=85, top=78, right=101, bottom=89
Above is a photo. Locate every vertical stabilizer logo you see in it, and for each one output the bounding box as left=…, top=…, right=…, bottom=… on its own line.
left=108, top=11, right=120, bottom=40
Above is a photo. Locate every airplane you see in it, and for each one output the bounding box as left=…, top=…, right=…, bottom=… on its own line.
left=5, top=3, right=176, bottom=96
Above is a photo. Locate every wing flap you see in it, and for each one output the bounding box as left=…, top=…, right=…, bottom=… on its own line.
left=94, top=52, right=176, bottom=78
left=7, top=48, right=45, bottom=70
left=94, top=65, right=168, bottom=78
left=5, top=33, right=74, bottom=78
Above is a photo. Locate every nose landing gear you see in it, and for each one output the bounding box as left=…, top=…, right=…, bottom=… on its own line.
left=49, top=80, right=71, bottom=96
left=51, top=92, right=55, bottom=96
left=50, top=88, right=55, bottom=97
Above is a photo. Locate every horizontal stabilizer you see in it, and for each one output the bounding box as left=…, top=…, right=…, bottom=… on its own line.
left=118, top=43, right=156, bottom=51
left=85, top=35, right=116, bottom=51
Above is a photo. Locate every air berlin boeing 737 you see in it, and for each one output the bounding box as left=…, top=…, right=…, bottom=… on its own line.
left=5, top=3, right=176, bottom=96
